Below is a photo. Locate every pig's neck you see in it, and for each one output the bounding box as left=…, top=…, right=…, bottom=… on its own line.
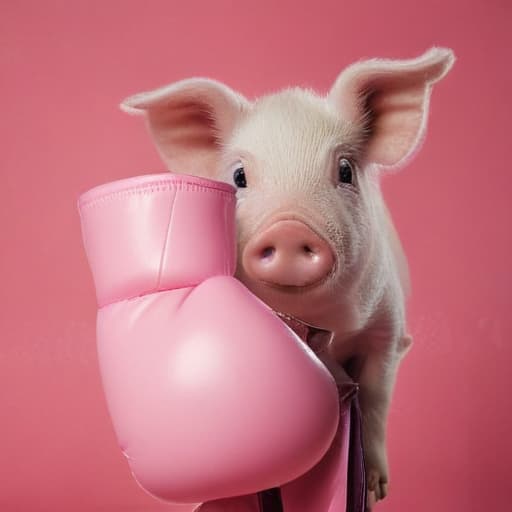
left=330, top=236, right=407, bottom=363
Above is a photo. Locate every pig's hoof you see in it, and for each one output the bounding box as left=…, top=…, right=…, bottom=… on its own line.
left=365, top=487, right=377, bottom=512
left=365, top=448, right=389, bottom=507
left=367, top=468, right=388, bottom=502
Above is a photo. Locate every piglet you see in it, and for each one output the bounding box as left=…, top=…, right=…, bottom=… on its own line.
left=121, top=47, right=455, bottom=506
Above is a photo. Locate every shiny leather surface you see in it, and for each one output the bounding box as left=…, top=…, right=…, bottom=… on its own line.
left=78, top=173, right=237, bottom=307
left=198, top=315, right=366, bottom=512
left=78, top=173, right=341, bottom=505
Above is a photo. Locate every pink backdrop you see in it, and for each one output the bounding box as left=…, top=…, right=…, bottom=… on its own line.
left=1, top=1, right=510, bottom=510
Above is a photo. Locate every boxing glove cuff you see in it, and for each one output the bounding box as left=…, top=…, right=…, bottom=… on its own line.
left=78, top=173, right=237, bottom=307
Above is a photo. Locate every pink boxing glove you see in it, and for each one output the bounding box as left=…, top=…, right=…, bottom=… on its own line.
left=78, top=173, right=340, bottom=504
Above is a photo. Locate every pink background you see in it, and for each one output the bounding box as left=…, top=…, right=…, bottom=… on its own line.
left=1, top=1, right=510, bottom=510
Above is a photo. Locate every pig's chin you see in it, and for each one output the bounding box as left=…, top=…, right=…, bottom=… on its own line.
left=238, top=275, right=334, bottom=327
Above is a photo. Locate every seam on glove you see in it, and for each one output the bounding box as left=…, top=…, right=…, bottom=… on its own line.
left=96, top=283, right=214, bottom=310
left=79, top=181, right=233, bottom=209
left=157, top=186, right=178, bottom=290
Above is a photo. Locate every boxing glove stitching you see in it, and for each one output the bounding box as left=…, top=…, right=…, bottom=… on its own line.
left=79, top=182, right=234, bottom=209
left=79, top=173, right=234, bottom=204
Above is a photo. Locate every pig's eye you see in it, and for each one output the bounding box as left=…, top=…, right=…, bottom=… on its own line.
left=338, top=158, right=354, bottom=185
left=233, top=166, right=247, bottom=188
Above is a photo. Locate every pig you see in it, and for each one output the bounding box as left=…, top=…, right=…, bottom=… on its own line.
left=120, top=47, right=455, bottom=507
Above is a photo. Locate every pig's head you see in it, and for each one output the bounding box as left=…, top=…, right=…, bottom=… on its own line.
left=122, top=48, right=454, bottom=328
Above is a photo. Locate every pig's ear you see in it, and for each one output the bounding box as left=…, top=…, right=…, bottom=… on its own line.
left=328, top=47, right=455, bottom=168
left=120, top=78, right=250, bottom=176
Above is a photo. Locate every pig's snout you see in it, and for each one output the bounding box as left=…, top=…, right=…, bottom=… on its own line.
left=242, top=220, right=335, bottom=287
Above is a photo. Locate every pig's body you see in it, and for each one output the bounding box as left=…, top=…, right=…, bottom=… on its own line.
left=122, top=47, right=454, bottom=507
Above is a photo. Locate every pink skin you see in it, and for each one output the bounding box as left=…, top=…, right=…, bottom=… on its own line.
left=243, top=220, right=335, bottom=288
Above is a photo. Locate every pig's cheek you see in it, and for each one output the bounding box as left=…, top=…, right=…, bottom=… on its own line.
left=234, top=262, right=247, bottom=284
left=234, top=250, right=253, bottom=288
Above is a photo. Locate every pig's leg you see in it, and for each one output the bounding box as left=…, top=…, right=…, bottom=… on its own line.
left=358, top=352, right=395, bottom=503
left=357, top=333, right=412, bottom=505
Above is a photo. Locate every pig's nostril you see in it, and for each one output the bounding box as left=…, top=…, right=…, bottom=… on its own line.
left=261, top=246, right=275, bottom=260
left=302, top=245, right=314, bottom=256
